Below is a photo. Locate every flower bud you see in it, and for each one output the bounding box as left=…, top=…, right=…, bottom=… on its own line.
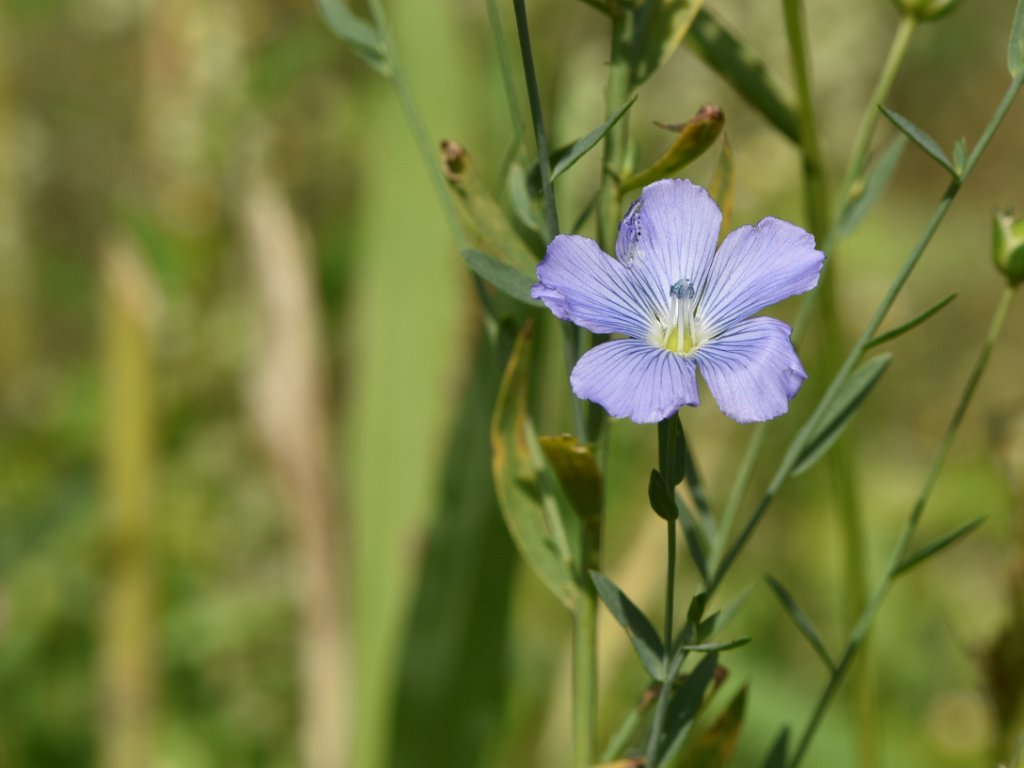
left=993, top=210, right=1024, bottom=286
left=890, top=0, right=961, bottom=20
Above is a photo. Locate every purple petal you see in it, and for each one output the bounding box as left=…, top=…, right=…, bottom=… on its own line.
left=698, top=217, right=825, bottom=328
left=533, top=235, right=656, bottom=338
left=695, top=317, right=806, bottom=423
left=570, top=339, right=699, bottom=424
left=616, top=179, right=722, bottom=302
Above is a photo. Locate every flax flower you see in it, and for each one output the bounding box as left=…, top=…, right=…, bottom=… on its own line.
left=532, top=179, right=825, bottom=423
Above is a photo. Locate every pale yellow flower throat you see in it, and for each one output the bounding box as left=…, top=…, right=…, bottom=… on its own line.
left=660, top=279, right=699, bottom=355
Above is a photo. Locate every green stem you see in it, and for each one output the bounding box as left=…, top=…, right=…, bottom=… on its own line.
left=485, top=0, right=528, bottom=152
left=598, top=5, right=634, bottom=252
left=711, top=69, right=1024, bottom=596
left=789, top=284, right=1017, bottom=767
left=644, top=518, right=678, bottom=767
left=839, top=14, right=918, bottom=199
left=573, top=518, right=602, bottom=768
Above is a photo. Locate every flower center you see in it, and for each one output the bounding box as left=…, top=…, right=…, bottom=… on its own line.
left=658, top=279, right=701, bottom=355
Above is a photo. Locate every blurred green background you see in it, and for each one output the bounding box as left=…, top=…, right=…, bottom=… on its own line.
left=0, top=0, right=1022, bottom=766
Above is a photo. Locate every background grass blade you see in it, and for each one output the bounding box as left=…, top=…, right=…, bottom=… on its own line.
left=765, top=576, right=835, bottom=671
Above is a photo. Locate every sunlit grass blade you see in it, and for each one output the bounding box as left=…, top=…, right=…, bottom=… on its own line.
left=671, top=686, right=747, bottom=768
left=632, top=0, right=705, bottom=86
left=591, top=571, right=666, bottom=681
left=1010, top=0, right=1024, bottom=77
left=528, top=96, right=638, bottom=192
left=833, top=136, right=906, bottom=244
left=685, top=9, right=800, bottom=143
left=620, top=104, right=724, bottom=192
left=893, top=516, right=986, bottom=577
left=315, top=0, right=390, bottom=74
left=879, top=105, right=956, bottom=176
left=765, top=576, right=835, bottom=672
left=391, top=338, right=517, bottom=768
left=791, top=354, right=893, bottom=477
left=461, top=249, right=539, bottom=306
left=865, top=292, right=958, bottom=349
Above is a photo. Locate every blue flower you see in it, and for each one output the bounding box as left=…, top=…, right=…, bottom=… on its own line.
left=532, top=179, right=825, bottom=424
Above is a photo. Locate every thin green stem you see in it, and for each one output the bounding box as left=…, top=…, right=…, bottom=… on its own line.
left=839, top=14, right=918, bottom=199
left=597, top=6, right=634, bottom=252
left=711, top=70, right=1024, bottom=596
left=789, top=284, right=1017, bottom=767
left=573, top=518, right=602, bottom=768
left=644, top=517, right=678, bottom=767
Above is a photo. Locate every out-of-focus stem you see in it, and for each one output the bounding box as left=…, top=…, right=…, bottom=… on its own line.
left=839, top=14, right=918, bottom=197
left=781, top=2, right=878, bottom=764
left=598, top=5, right=633, bottom=252
left=98, top=239, right=159, bottom=768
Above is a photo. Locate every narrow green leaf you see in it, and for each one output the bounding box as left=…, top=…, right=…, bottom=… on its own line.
left=633, top=0, right=706, bottom=86
left=461, top=249, right=539, bottom=306
left=697, top=585, right=755, bottom=642
left=834, top=136, right=906, bottom=243
left=792, top=354, right=893, bottom=476
left=539, top=434, right=603, bottom=524
left=953, top=137, right=967, bottom=175
left=671, top=686, right=747, bottom=768
left=315, top=0, right=390, bottom=75
left=658, top=651, right=719, bottom=763
left=762, top=728, right=789, bottom=768
left=591, top=571, right=666, bottom=681
left=879, top=106, right=956, bottom=176
left=687, top=592, right=708, bottom=626
left=678, top=503, right=709, bottom=584
left=491, top=327, right=576, bottom=607
left=527, top=97, right=637, bottom=194
left=680, top=637, right=750, bottom=652
left=765, top=576, right=835, bottom=671
left=685, top=9, right=800, bottom=143
left=894, top=516, right=986, bottom=577
left=1009, top=0, right=1024, bottom=78
left=621, top=104, right=724, bottom=192
left=707, top=133, right=734, bottom=237
left=649, top=469, right=679, bottom=521
left=866, top=292, right=958, bottom=349
left=505, top=161, right=546, bottom=247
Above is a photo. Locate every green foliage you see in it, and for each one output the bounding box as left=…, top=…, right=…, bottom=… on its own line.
left=633, top=0, right=706, bottom=86
left=879, top=106, right=957, bottom=176
left=621, top=104, right=724, bottom=193
left=591, top=571, right=666, bottom=680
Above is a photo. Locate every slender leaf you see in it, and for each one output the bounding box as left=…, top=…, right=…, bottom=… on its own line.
left=866, top=292, right=958, bottom=349
left=879, top=106, right=956, bottom=176
left=953, top=137, right=967, bottom=175
left=834, top=136, right=906, bottom=243
left=680, top=637, right=750, bottom=652
left=707, top=133, right=734, bottom=237
left=528, top=97, right=638, bottom=192
left=539, top=434, right=603, bottom=523
left=315, top=0, right=390, bottom=75
left=685, top=9, right=800, bottom=143
left=765, top=576, right=835, bottom=671
left=894, top=516, right=986, bottom=577
left=761, top=728, right=789, bottom=768
left=461, top=249, right=539, bottom=306
left=658, top=652, right=719, bottom=763
left=621, top=104, right=724, bottom=192
left=591, top=571, right=666, bottom=680
left=491, top=327, right=576, bottom=607
left=792, top=354, right=893, bottom=476
left=1010, top=0, right=1024, bottom=78
left=678, top=503, right=709, bottom=584
left=697, top=585, right=754, bottom=642
left=633, top=0, right=706, bottom=86
left=670, top=686, right=747, bottom=768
